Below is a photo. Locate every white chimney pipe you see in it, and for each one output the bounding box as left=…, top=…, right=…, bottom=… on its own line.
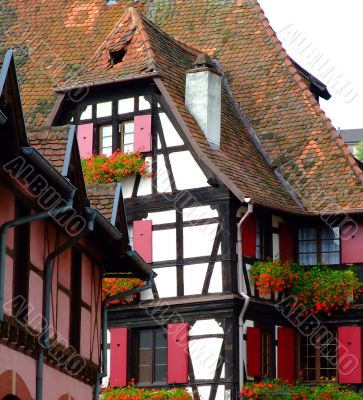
left=185, top=55, right=222, bottom=149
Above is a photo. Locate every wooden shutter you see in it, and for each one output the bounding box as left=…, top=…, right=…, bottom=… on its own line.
left=242, top=215, right=256, bottom=258
left=110, top=328, right=128, bottom=387
left=247, top=327, right=261, bottom=377
left=133, top=220, right=152, bottom=263
left=341, top=223, right=363, bottom=264
left=277, top=327, right=295, bottom=383
left=279, top=223, right=294, bottom=262
left=77, top=123, right=94, bottom=158
left=134, top=115, right=152, bottom=152
left=338, top=326, right=362, bottom=384
left=167, top=323, right=189, bottom=384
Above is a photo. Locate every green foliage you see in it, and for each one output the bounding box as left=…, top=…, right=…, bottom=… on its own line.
left=102, top=386, right=192, bottom=400
left=241, top=380, right=363, bottom=399
left=355, top=140, right=363, bottom=161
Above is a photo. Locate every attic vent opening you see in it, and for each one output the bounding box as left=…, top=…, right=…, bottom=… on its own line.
left=110, top=48, right=126, bottom=66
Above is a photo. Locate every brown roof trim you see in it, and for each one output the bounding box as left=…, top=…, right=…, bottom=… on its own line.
left=54, top=71, right=161, bottom=93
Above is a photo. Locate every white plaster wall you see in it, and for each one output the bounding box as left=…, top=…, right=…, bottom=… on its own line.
left=152, top=229, right=176, bottom=262
left=154, top=267, right=177, bottom=298
left=169, top=151, right=208, bottom=190
left=183, top=205, right=218, bottom=222
left=159, top=112, right=184, bottom=147
left=183, top=224, right=218, bottom=258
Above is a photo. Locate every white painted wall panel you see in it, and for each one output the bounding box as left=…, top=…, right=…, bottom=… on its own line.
left=190, top=338, right=223, bottom=380
left=121, top=175, right=136, bottom=199
left=146, top=210, right=176, bottom=224
left=183, top=224, right=218, bottom=258
left=154, top=267, right=177, bottom=298
left=208, top=262, right=222, bottom=293
left=183, top=205, right=218, bottom=222
left=183, top=263, right=208, bottom=295
left=273, top=232, right=280, bottom=260
left=198, top=386, right=211, bottom=400
left=170, top=151, right=208, bottom=190
left=152, top=229, right=176, bottom=262
left=159, top=112, right=184, bottom=147
left=80, top=105, right=92, bottom=120
left=157, top=155, right=172, bottom=193
left=189, top=319, right=223, bottom=336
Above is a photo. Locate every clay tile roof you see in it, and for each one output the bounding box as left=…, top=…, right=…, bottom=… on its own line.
left=61, top=8, right=158, bottom=89
left=2, top=0, right=363, bottom=213
left=28, top=127, right=69, bottom=173
left=86, top=183, right=117, bottom=221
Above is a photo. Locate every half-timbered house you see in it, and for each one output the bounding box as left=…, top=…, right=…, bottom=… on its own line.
left=0, top=50, right=152, bottom=400
left=3, top=1, right=363, bottom=399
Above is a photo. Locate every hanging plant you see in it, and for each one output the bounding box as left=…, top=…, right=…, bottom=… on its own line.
left=82, top=150, right=152, bottom=184
left=250, top=260, right=362, bottom=316
left=290, top=265, right=362, bottom=317
left=249, top=259, right=298, bottom=297
left=102, top=277, right=144, bottom=306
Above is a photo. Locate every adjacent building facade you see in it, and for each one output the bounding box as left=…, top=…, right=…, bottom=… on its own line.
left=0, top=51, right=151, bottom=399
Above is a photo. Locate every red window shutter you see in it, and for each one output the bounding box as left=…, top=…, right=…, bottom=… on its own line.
left=277, top=327, right=295, bottom=383
left=77, top=123, right=94, bottom=158
left=110, top=328, right=128, bottom=387
left=279, top=223, right=294, bottom=262
left=338, top=326, right=362, bottom=384
left=242, top=215, right=256, bottom=258
left=247, top=327, right=261, bottom=377
left=134, top=115, right=152, bottom=152
left=167, top=323, right=189, bottom=384
left=133, top=220, right=152, bottom=263
left=341, top=223, right=363, bottom=264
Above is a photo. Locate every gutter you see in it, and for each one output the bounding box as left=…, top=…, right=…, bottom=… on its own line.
left=36, top=207, right=96, bottom=400
left=236, top=202, right=254, bottom=398
left=93, top=268, right=154, bottom=400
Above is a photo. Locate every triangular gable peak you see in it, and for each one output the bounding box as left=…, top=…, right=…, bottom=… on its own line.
left=61, top=8, right=158, bottom=90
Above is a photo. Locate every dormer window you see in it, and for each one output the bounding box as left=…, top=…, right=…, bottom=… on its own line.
left=110, top=48, right=126, bottom=66
left=77, top=95, right=152, bottom=157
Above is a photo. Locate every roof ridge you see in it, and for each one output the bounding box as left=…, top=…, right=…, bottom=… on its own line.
left=253, top=0, right=363, bottom=183
left=128, top=7, right=158, bottom=72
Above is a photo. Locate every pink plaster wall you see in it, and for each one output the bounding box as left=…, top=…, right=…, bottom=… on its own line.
left=91, top=266, right=101, bottom=365
left=28, top=271, right=43, bottom=331
left=58, top=247, right=71, bottom=289
left=80, top=307, right=91, bottom=360
left=0, top=344, right=92, bottom=400
left=0, top=344, right=36, bottom=398
left=4, top=255, right=13, bottom=316
left=30, top=219, right=45, bottom=270
left=0, top=183, right=15, bottom=249
left=57, top=290, right=70, bottom=346
left=81, top=254, right=92, bottom=305
left=43, top=363, right=92, bottom=400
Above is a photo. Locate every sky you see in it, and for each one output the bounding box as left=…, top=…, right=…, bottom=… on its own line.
left=258, top=0, right=363, bottom=130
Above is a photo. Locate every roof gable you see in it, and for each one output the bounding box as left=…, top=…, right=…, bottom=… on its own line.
left=62, top=8, right=157, bottom=89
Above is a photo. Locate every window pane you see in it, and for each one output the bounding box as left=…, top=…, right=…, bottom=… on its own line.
left=120, top=121, right=134, bottom=152
left=124, top=133, right=134, bottom=145
left=124, top=122, right=134, bottom=134
left=118, top=98, right=134, bottom=114
left=100, top=125, right=112, bottom=137
left=299, top=228, right=317, bottom=240
left=124, top=144, right=134, bottom=153
left=97, top=101, right=112, bottom=118
left=138, top=331, right=153, bottom=384
left=154, top=364, right=167, bottom=382
left=139, top=95, right=152, bottom=111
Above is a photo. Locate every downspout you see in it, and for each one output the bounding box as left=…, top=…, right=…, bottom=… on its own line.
left=93, top=267, right=154, bottom=400
left=237, top=201, right=253, bottom=398
left=0, top=204, right=74, bottom=322
left=36, top=208, right=96, bottom=400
